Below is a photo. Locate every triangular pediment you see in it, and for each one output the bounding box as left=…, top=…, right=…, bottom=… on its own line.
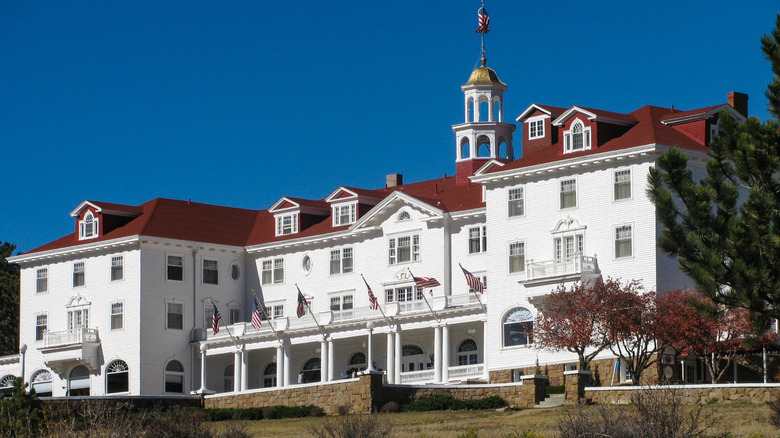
left=551, top=216, right=586, bottom=233
left=474, top=159, right=505, bottom=176
left=350, top=192, right=443, bottom=230
left=69, top=201, right=102, bottom=218
left=269, top=197, right=300, bottom=213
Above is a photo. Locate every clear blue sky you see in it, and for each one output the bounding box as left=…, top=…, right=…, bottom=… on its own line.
left=2, top=2, right=778, bottom=254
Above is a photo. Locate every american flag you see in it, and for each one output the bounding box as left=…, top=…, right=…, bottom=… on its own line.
left=363, top=276, right=379, bottom=310
left=413, top=276, right=441, bottom=291
left=296, top=286, right=308, bottom=318
left=251, top=296, right=263, bottom=330
left=212, top=305, right=222, bottom=333
left=476, top=5, right=490, bottom=34
left=460, top=264, right=484, bottom=294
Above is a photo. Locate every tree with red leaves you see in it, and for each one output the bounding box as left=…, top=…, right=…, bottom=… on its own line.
left=534, top=280, right=612, bottom=371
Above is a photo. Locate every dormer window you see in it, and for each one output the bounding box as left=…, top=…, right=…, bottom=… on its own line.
left=275, top=214, right=298, bottom=236
left=563, top=120, right=591, bottom=153
left=528, top=117, right=545, bottom=140
left=79, top=211, right=99, bottom=240
left=333, top=203, right=356, bottom=226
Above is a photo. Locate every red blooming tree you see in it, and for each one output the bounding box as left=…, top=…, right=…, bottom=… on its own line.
left=534, top=280, right=612, bottom=371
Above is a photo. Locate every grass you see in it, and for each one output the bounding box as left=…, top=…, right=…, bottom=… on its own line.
left=226, top=402, right=780, bottom=438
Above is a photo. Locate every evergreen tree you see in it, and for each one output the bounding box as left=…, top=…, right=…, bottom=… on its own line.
left=0, top=242, right=19, bottom=356
left=648, top=14, right=780, bottom=323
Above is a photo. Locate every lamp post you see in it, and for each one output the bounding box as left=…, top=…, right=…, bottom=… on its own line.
left=366, top=321, right=375, bottom=371
left=19, top=344, right=27, bottom=387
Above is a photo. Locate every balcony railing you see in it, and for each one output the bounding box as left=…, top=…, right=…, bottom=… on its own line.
left=399, top=369, right=435, bottom=384
left=448, top=363, right=485, bottom=381
left=527, top=254, right=599, bottom=281
left=43, top=328, right=99, bottom=348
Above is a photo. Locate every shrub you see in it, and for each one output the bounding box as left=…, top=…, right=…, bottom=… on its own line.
left=261, top=406, right=279, bottom=420
left=309, top=413, right=392, bottom=438
left=506, top=430, right=542, bottom=438
left=546, top=385, right=564, bottom=395
left=402, top=394, right=507, bottom=412
left=337, top=404, right=352, bottom=415
left=379, top=401, right=399, bottom=413
left=309, top=405, right=326, bottom=417
left=0, top=378, right=42, bottom=437
left=457, top=428, right=479, bottom=438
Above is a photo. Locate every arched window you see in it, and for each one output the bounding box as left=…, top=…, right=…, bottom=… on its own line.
left=457, top=339, right=479, bottom=365
left=402, top=344, right=424, bottom=356
left=468, top=98, right=475, bottom=122
left=68, top=365, right=90, bottom=396
left=263, top=363, right=277, bottom=388
left=479, top=99, right=490, bottom=122
left=477, top=135, right=491, bottom=157
left=460, top=137, right=470, bottom=159
left=164, top=360, right=184, bottom=394
left=79, top=211, right=99, bottom=239
left=0, top=375, right=15, bottom=396
left=31, top=370, right=52, bottom=397
left=564, top=120, right=591, bottom=153
left=397, top=211, right=411, bottom=222
left=348, top=352, right=367, bottom=370
left=301, top=358, right=321, bottom=384
left=106, top=360, right=129, bottom=394
left=223, top=365, right=234, bottom=392
left=503, top=307, right=534, bottom=347
left=493, top=97, right=501, bottom=122
left=497, top=137, right=507, bottom=159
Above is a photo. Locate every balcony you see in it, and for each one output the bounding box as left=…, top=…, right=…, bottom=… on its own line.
left=398, top=363, right=486, bottom=384
left=40, top=328, right=101, bottom=374
left=524, top=254, right=600, bottom=287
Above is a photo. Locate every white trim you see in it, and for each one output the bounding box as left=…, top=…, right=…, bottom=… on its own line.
left=552, top=106, right=637, bottom=127
left=660, top=104, right=746, bottom=125
left=526, top=115, right=547, bottom=140
left=507, top=240, right=526, bottom=275
left=516, top=104, right=554, bottom=121
left=613, top=167, right=633, bottom=202
left=613, top=223, right=634, bottom=260
left=559, top=177, right=578, bottom=210
left=8, top=235, right=140, bottom=264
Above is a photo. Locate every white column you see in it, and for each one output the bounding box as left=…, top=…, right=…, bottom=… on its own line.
left=233, top=348, right=241, bottom=392
left=434, top=325, right=442, bottom=383
left=320, top=338, right=329, bottom=383
left=283, top=342, right=292, bottom=387
left=198, top=344, right=209, bottom=392
left=241, top=345, right=249, bottom=391
left=441, top=324, right=450, bottom=384
left=394, top=331, right=402, bottom=383
left=276, top=344, right=284, bottom=388
left=488, top=98, right=494, bottom=122
left=386, top=332, right=395, bottom=384
left=482, top=320, right=489, bottom=381
left=328, top=339, right=335, bottom=381
left=366, top=321, right=376, bottom=371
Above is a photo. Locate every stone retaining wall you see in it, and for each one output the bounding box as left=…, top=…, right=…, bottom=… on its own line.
left=585, top=383, right=780, bottom=405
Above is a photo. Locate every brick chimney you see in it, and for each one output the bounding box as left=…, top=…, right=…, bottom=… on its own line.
left=386, top=173, right=403, bottom=188
left=727, top=92, right=748, bottom=118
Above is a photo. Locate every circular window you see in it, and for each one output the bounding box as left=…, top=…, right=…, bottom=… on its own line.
left=229, top=264, right=240, bottom=281
left=302, top=255, right=312, bottom=274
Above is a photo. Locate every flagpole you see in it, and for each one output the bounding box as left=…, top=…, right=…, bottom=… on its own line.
left=251, top=289, right=282, bottom=341
left=361, top=274, right=393, bottom=329
left=459, top=263, right=486, bottom=311
left=407, top=268, right=441, bottom=323
left=297, top=284, right=328, bottom=337
left=208, top=296, right=240, bottom=347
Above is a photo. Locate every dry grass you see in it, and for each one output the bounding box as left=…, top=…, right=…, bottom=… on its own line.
left=237, top=403, right=779, bottom=438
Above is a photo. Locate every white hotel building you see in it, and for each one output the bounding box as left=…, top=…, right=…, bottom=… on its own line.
left=0, top=56, right=748, bottom=397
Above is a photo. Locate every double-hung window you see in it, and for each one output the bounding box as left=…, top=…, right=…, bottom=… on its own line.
left=528, top=118, right=545, bottom=140
left=333, top=203, right=357, bottom=226
left=508, top=242, right=525, bottom=273
left=229, top=308, right=241, bottom=325
left=384, top=286, right=421, bottom=303
left=261, top=258, right=284, bottom=284
left=111, top=302, right=123, bottom=330
left=36, top=268, right=48, bottom=293
left=73, top=262, right=85, bottom=287
left=167, top=255, right=183, bottom=281
left=508, top=187, right=524, bottom=217
left=388, top=234, right=420, bottom=265
left=560, top=179, right=577, bottom=209
left=330, top=294, right=354, bottom=313
left=275, top=214, right=298, bottom=236
left=263, top=304, right=285, bottom=319
left=35, top=314, right=48, bottom=341
left=614, top=169, right=631, bottom=200
left=111, top=256, right=123, bottom=281
left=468, top=226, right=487, bottom=254
left=615, top=225, right=633, bottom=258
left=330, top=247, right=354, bottom=274
left=167, top=302, right=183, bottom=330
left=202, top=259, right=218, bottom=285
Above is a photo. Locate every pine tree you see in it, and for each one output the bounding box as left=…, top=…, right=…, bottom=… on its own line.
left=648, top=14, right=780, bottom=323
left=0, top=242, right=19, bottom=356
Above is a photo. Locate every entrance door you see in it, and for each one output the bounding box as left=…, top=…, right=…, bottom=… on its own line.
left=400, top=345, right=428, bottom=372
left=68, top=309, right=89, bottom=332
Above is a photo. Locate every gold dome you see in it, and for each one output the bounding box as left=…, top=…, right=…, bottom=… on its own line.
left=465, top=58, right=506, bottom=86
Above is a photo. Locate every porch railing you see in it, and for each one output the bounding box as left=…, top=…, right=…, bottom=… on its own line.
left=448, top=363, right=485, bottom=380
left=399, top=369, right=435, bottom=384
left=43, top=328, right=99, bottom=348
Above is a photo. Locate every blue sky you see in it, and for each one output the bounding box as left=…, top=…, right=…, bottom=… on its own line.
left=2, top=2, right=778, bottom=254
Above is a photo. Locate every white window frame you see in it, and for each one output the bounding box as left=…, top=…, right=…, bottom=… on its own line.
left=554, top=234, right=584, bottom=262
left=78, top=211, right=99, bottom=240
left=261, top=257, right=285, bottom=284
left=559, top=178, right=577, bottom=209
left=166, top=301, right=184, bottom=330
left=263, top=303, right=285, bottom=319
left=614, top=224, right=634, bottom=259
left=229, top=307, right=241, bottom=325
left=275, top=214, right=298, bottom=236
left=166, top=254, right=184, bottom=282
left=329, top=247, right=354, bottom=275
left=73, top=261, right=85, bottom=287
left=502, top=307, right=534, bottom=348
left=333, top=203, right=357, bottom=226
left=202, top=258, right=218, bottom=285
left=111, top=256, right=124, bottom=281
left=35, top=313, right=48, bottom=342
left=329, top=293, right=354, bottom=311
left=388, top=234, right=420, bottom=265
left=468, top=226, right=487, bottom=254
left=457, top=338, right=479, bottom=365
left=563, top=119, right=592, bottom=153
left=164, top=360, right=185, bottom=394
left=384, top=286, right=422, bottom=304
left=613, top=168, right=632, bottom=201
left=110, top=301, right=124, bottom=330
left=36, top=268, right=48, bottom=293
left=508, top=186, right=525, bottom=217
left=508, top=241, right=525, bottom=274
left=527, top=116, right=546, bottom=140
